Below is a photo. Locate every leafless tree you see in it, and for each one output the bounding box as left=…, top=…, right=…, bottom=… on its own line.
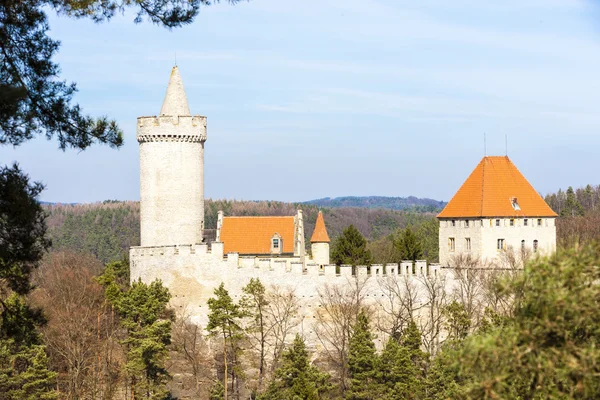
left=265, top=285, right=301, bottom=374
left=375, top=274, right=422, bottom=339
left=32, top=251, right=123, bottom=399
left=313, top=276, right=368, bottom=396
left=448, top=254, right=486, bottom=328
left=416, top=272, right=448, bottom=355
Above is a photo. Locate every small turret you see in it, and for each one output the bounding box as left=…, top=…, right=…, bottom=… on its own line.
left=310, top=211, right=330, bottom=265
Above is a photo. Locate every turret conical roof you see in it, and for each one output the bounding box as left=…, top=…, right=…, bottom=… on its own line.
left=310, top=211, right=330, bottom=243
left=160, top=66, right=191, bottom=116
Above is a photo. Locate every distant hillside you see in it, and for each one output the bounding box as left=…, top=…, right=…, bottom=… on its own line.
left=304, top=196, right=446, bottom=212
left=45, top=199, right=437, bottom=264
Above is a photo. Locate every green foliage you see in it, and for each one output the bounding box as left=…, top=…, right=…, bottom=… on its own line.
left=348, top=311, right=380, bottom=400
left=48, top=202, right=140, bottom=264
left=379, top=337, right=421, bottom=400
left=443, top=301, right=471, bottom=342
left=331, top=225, right=372, bottom=266
left=0, top=164, right=49, bottom=295
left=439, top=245, right=600, bottom=399
left=100, top=270, right=173, bottom=400
left=207, top=283, right=246, bottom=398
left=0, top=294, right=44, bottom=348
left=260, top=334, right=331, bottom=400
left=394, top=227, right=423, bottom=262
left=240, top=278, right=269, bottom=387
left=304, top=196, right=446, bottom=212
left=209, top=380, right=225, bottom=400
left=561, top=186, right=585, bottom=217
left=0, top=340, right=58, bottom=400
left=0, top=0, right=122, bottom=150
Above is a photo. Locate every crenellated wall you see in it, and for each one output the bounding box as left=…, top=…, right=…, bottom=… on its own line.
left=130, top=243, right=443, bottom=335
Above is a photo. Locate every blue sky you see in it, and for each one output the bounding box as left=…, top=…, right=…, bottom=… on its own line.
left=2, top=0, right=600, bottom=203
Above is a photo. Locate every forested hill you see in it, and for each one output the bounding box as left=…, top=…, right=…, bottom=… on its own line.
left=303, top=196, right=446, bottom=212
left=46, top=199, right=438, bottom=264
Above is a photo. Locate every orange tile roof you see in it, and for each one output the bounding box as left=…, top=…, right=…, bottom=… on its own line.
left=220, top=216, right=296, bottom=255
left=310, top=211, right=330, bottom=243
left=437, top=156, right=557, bottom=218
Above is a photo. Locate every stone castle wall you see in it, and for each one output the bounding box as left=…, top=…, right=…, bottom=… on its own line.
left=130, top=244, right=443, bottom=342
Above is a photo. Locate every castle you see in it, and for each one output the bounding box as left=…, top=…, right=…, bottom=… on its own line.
left=130, top=67, right=557, bottom=333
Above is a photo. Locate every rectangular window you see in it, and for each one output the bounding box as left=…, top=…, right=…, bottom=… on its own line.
left=465, top=220, right=469, bottom=228
left=537, top=218, right=543, bottom=226
left=465, top=238, right=471, bottom=251
left=510, top=219, right=515, bottom=226
left=449, top=237, right=455, bottom=252
left=496, top=219, right=501, bottom=227
left=451, top=220, right=456, bottom=227
left=497, top=238, right=505, bottom=250
left=273, top=239, right=279, bottom=249
left=524, top=219, right=528, bottom=226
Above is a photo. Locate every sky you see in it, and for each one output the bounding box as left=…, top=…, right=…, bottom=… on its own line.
left=2, top=0, right=600, bottom=203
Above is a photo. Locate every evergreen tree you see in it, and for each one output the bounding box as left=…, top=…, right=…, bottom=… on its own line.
left=331, top=225, right=372, bottom=266
left=443, top=301, right=471, bottom=342
left=562, top=186, right=585, bottom=217
left=259, top=334, right=330, bottom=400
left=240, top=278, right=269, bottom=390
left=394, top=227, right=423, bottom=262
left=207, top=283, right=246, bottom=400
left=209, top=381, right=225, bottom=400
left=0, top=341, right=58, bottom=400
left=99, top=269, right=173, bottom=400
left=400, top=320, right=426, bottom=364
left=378, top=337, right=420, bottom=400
left=347, top=311, right=381, bottom=400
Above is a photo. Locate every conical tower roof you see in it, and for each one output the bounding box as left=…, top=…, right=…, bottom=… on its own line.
left=437, top=156, right=557, bottom=218
left=160, top=66, right=191, bottom=116
left=310, top=211, right=330, bottom=243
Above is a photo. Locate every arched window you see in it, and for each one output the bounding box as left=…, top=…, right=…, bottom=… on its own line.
left=521, top=240, right=525, bottom=250
left=533, top=240, right=539, bottom=252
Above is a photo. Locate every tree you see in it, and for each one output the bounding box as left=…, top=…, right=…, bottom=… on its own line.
left=240, top=278, right=269, bottom=390
left=347, top=311, right=380, bottom=400
left=443, top=301, right=471, bottom=342
left=206, top=283, right=246, bottom=400
left=378, top=337, right=420, bottom=400
left=394, top=227, right=423, bottom=262
left=447, top=245, right=600, bottom=399
left=331, top=225, right=372, bottom=266
left=0, top=164, right=57, bottom=399
left=561, top=186, right=584, bottom=217
left=259, top=334, right=330, bottom=400
left=1, top=0, right=242, bottom=151
left=99, top=267, right=173, bottom=400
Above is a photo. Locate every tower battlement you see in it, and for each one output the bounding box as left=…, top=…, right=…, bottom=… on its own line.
left=137, top=115, right=207, bottom=142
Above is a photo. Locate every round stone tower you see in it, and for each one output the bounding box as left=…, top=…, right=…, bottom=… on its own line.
left=310, top=211, right=330, bottom=265
left=137, top=66, right=207, bottom=247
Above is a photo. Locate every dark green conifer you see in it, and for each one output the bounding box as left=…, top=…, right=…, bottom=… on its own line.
left=348, top=311, right=381, bottom=400
left=331, top=225, right=372, bottom=266
left=394, top=227, right=423, bottom=262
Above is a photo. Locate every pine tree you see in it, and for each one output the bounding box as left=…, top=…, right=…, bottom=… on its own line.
left=331, top=225, right=372, bottom=266
left=99, top=272, right=173, bottom=400
left=259, top=334, right=330, bottom=400
left=394, top=227, right=423, bottom=262
left=378, top=337, right=420, bottom=400
left=443, top=301, right=471, bottom=342
left=240, top=278, right=269, bottom=390
left=562, top=186, right=584, bottom=217
left=347, top=311, right=381, bottom=400
left=207, top=283, right=246, bottom=400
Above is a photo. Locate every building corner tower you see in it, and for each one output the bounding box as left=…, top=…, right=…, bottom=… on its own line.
left=310, top=211, right=330, bottom=265
left=137, top=66, right=207, bottom=247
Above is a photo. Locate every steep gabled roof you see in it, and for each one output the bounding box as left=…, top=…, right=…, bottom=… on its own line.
left=220, top=216, right=295, bottom=255
left=437, top=156, right=557, bottom=218
left=310, top=211, right=330, bottom=243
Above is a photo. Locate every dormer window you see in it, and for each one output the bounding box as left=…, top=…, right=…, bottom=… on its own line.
left=271, top=233, right=282, bottom=254
left=511, top=197, right=521, bottom=211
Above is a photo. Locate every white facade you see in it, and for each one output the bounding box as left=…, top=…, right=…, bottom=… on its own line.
left=311, top=242, right=330, bottom=265
left=138, top=67, right=206, bottom=247
left=438, top=217, right=556, bottom=266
